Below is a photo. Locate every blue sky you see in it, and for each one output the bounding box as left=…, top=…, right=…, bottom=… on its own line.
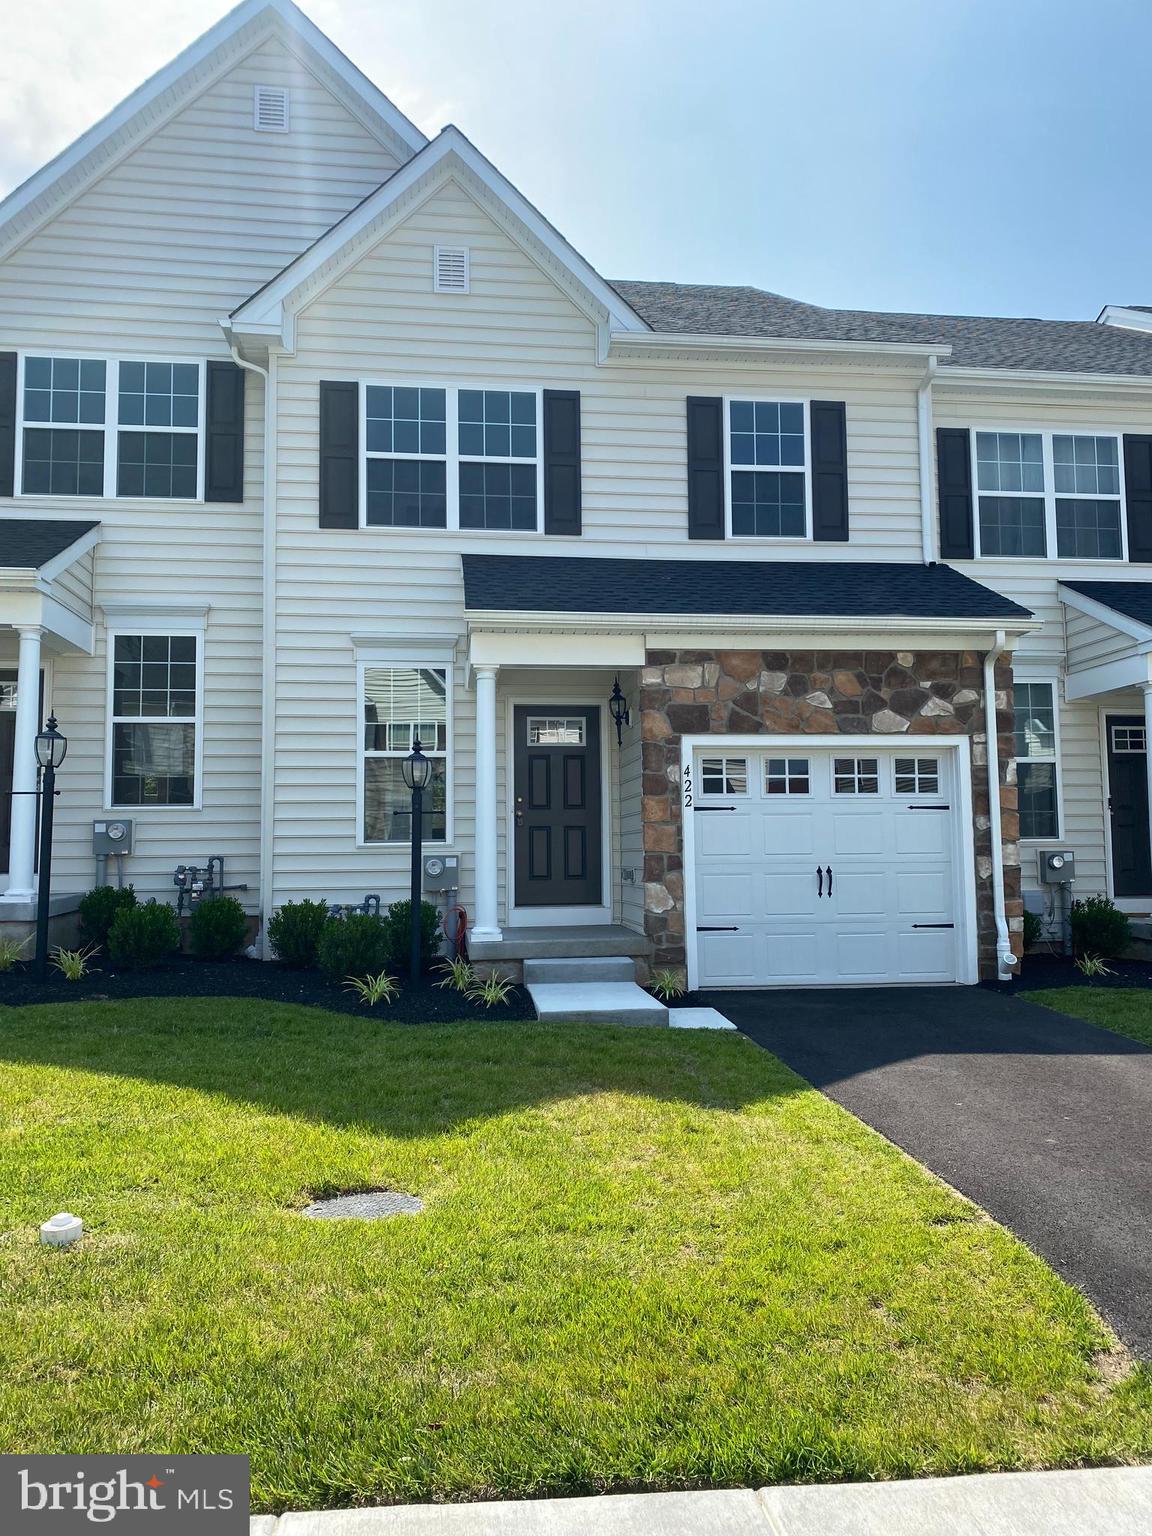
left=1, top=0, right=1147, bottom=321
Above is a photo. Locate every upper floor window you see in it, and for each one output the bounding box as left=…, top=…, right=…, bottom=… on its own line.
left=363, top=384, right=541, bottom=533
left=727, top=399, right=808, bottom=538
left=19, top=355, right=203, bottom=500
left=974, top=429, right=1123, bottom=561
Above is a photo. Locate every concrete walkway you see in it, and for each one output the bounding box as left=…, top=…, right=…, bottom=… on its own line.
left=713, top=984, right=1152, bottom=1355
left=252, top=1468, right=1152, bottom=1534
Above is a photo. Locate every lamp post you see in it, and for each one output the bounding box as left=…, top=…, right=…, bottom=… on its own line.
left=401, top=739, right=433, bottom=980
left=33, top=715, right=67, bottom=982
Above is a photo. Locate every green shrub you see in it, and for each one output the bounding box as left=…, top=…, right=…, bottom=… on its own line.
left=1069, top=894, right=1131, bottom=959
left=384, top=899, right=441, bottom=975
left=188, top=895, right=248, bottom=960
left=267, top=899, right=330, bottom=968
left=1022, top=909, right=1043, bottom=951
left=316, top=913, right=391, bottom=982
left=78, top=884, right=138, bottom=950
left=107, top=899, right=181, bottom=969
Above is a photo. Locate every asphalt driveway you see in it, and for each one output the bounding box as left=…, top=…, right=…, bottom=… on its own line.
left=709, top=985, right=1152, bottom=1357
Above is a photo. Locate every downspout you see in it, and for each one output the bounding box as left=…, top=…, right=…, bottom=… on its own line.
left=229, top=342, right=275, bottom=958
left=983, top=627, right=1018, bottom=980
left=917, top=353, right=939, bottom=563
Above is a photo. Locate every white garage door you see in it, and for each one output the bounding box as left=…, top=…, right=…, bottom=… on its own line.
left=691, top=747, right=960, bottom=987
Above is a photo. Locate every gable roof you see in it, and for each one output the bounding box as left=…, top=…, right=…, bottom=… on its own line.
left=1061, top=581, right=1152, bottom=632
left=613, top=282, right=1152, bottom=378
left=0, top=0, right=426, bottom=261
left=0, top=520, right=101, bottom=572
left=228, top=124, right=649, bottom=343
left=461, top=554, right=1032, bottom=623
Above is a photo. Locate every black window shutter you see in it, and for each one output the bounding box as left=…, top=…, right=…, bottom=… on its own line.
left=936, top=426, right=974, bottom=559
left=1124, top=435, right=1152, bottom=563
left=204, top=360, right=246, bottom=503
left=686, top=395, right=724, bottom=539
left=319, top=380, right=359, bottom=529
left=543, top=389, right=581, bottom=535
left=0, top=352, right=16, bottom=499
left=810, top=400, right=849, bottom=541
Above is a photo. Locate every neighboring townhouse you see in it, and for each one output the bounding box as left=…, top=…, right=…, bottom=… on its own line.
left=3, top=0, right=1152, bottom=991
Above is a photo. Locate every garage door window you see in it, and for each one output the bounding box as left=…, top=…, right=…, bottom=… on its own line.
left=894, top=757, right=940, bottom=794
left=833, top=757, right=880, bottom=794
left=765, top=757, right=809, bottom=794
left=700, top=756, right=748, bottom=794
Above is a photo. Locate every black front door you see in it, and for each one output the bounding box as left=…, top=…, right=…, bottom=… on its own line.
left=513, top=706, right=602, bottom=908
left=1106, top=714, right=1152, bottom=897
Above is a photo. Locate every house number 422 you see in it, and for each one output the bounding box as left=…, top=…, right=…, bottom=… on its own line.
left=683, top=763, right=693, bottom=808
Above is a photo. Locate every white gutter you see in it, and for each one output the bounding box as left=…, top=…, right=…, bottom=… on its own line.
left=229, top=342, right=275, bottom=958
left=917, top=354, right=939, bottom=563
left=463, top=610, right=1040, bottom=637
left=983, top=628, right=1018, bottom=981
left=605, top=331, right=953, bottom=363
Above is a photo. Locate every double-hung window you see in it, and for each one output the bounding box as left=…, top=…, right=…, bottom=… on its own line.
left=108, top=633, right=199, bottom=807
left=20, top=354, right=204, bottom=500
left=363, top=384, right=541, bottom=531
left=727, top=399, right=808, bottom=537
left=1014, top=680, right=1060, bottom=840
left=361, top=665, right=450, bottom=843
left=974, top=430, right=1124, bottom=560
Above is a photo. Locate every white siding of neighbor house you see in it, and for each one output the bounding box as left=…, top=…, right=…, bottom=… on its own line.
left=0, top=36, right=412, bottom=905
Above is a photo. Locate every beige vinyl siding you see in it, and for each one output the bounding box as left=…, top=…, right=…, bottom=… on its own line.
left=49, top=550, right=94, bottom=622
left=1064, top=608, right=1137, bottom=671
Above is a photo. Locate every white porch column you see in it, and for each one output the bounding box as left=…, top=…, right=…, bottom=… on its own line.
left=472, top=663, right=502, bottom=941
left=1143, top=683, right=1152, bottom=881
left=2, top=625, right=43, bottom=903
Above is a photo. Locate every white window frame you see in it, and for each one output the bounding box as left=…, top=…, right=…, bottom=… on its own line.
left=359, top=380, right=545, bottom=534
left=16, top=350, right=207, bottom=502
left=699, top=754, right=750, bottom=795
left=970, top=425, right=1128, bottom=563
left=722, top=394, right=813, bottom=542
left=356, top=658, right=454, bottom=848
left=1013, top=673, right=1062, bottom=842
left=104, top=627, right=204, bottom=812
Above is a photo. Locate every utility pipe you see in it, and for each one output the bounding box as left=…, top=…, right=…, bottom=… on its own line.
left=917, top=354, right=939, bottom=564
left=983, top=628, right=1018, bottom=980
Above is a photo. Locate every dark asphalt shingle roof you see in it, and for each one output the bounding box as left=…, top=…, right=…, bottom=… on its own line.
left=0, top=519, right=99, bottom=569
left=611, top=281, right=1152, bottom=377
left=1062, top=581, right=1152, bottom=629
left=462, top=554, right=1031, bottom=621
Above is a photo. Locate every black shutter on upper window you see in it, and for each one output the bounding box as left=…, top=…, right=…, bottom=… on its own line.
left=936, top=426, right=974, bottom=560
left=686, top=395, right=724, bottom=539
left=809, top=400, right=849, bottom=541
left=204, top=360, right=246, bottom=504
left=319, top=380, right=359, bottom=529
left=1123, top=435, right=1152, bottom=563
left=0, top=352, right=16, bottom=499
left=543, top=388, right=581, bottom=535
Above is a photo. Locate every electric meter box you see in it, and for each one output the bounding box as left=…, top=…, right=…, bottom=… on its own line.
left=422, top=854, right=460, bottom=891
left=93, top=819, right=134, bottom=857
left=1038, top=849, right=1075, bottom=884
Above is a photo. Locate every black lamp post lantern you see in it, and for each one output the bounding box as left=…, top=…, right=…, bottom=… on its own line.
left=608, top=675, right=631, bottom=747
left=33, top=714, right=67, bottom=982
left=401, top=739, right=433, bottom=980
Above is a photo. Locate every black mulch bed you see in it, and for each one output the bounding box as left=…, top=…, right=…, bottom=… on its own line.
left=989, top=952, right=1152, bottom=993
left=0, top=955, right=537, bottom=1023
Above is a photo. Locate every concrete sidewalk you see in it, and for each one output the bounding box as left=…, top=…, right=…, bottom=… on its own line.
left=252, top=1467, right=1152, bottom=1534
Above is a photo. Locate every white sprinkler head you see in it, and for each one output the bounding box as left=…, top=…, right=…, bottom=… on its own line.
left=40, top=1212, right=83, bottom=1247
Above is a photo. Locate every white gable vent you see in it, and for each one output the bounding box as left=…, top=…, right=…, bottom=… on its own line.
left=433, top=245, right=470, bottom=294
left=253, top=85, right=290, bottom=133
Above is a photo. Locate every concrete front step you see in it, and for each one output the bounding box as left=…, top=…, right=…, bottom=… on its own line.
left=523, top=956, right=636, bottom=985
left=528, top=981, right=668, bottom=1027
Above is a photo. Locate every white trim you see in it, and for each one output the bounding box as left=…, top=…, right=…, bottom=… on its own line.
left=100, top=602, right=210, bottom=628
left=1058, top=583, right=1152, bottom=644
left=605, top=330, right=953, bottom=362
left=505, top=695, right=613, bottom=927
left=679, top=733, right=979, bottom=990
left=355, top=658, right=454, bottom=849
left=469, top=632, right=646, bottom=668
left=230, top=127, right=648, bottom=339
left=34, top=525, right=102, bottom=582
left=1014, top=672, right=1063, bottom=843
left=720, top=394, right=813, bottom=543
left=350, top=632, right=458, bottom=662
left=104, top=627, right=204, bottom=812
left=1065, top=653, right=1152, bottom=701
left=463, top=610, right=1040, bottom=639
left=969, top=424, right=1128, bottom=564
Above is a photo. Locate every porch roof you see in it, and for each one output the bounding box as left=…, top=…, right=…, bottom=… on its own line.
left=1059, top=581, right=1152, bottom=700
left=462, top=554, right=1032, bottom=622
left=1062, top=581, right=1152, bottom=629
left=1, top=519, right=99, bottom=572
left=0, top=518, right=100, bottom=654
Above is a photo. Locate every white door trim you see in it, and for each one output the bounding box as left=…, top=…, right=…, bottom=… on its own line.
left=1099, top=704, right=1152, bottom=910
left=504, top=694, right=614, bottom=927
left=679, top=733, right=979, bottom=990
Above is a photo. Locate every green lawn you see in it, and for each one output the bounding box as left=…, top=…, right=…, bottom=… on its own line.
left=1, top=1000, right=1149, bottom=1511
left=1024, top=986, right=1152, bottom=1047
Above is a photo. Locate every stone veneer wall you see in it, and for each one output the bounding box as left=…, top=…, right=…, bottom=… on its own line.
left=640, top=648, right=1021, bottom=981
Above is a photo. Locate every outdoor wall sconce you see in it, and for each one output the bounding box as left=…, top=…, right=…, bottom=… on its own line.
left=608, top=676, right=631, bottom=747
